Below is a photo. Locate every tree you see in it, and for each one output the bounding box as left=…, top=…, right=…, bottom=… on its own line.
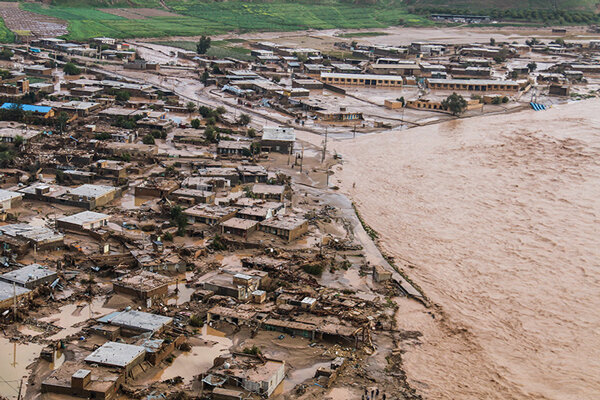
left=250, top=142, right=261, bottom=155
left=493, top=48, right=510, bottom=64
left=196, top=36, right=211, bottom=54
left=191, top=118, right=201, bottom=129
left=198, top=106, right=213, bottom=118
left=0, top=48, right=13, bottom=61
left=247, top=128, right=256, bottom=138
left=55, top=112, right=70, bottom=132
left=170, top=205, right=188, bottom=236
left=63, top=62, right=81, bottom=76
left=238, top=113, right=251, bottom=126
left=489, top=38, right=496, bottom=46
left=114, top=89, right=130, bottom=102
left=150, top=129, right=162, bottom=139
left=205, top=126, right=218, bottom=143
left=13, top=135, right=24, bottom=148
left=215, top=106, right=226, bottom=116
left=200, top=70, right=210, bottom=84
left=142, top=134, right=155, bottom=145
left=186, top=101, right=196, bottom=113
left=442, top=93, right=468, bottom=116
left=527, top=62, right=537, bottom=72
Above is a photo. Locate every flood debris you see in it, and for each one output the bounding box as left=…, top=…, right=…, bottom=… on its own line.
left=1, top=24, right=592, bottom=400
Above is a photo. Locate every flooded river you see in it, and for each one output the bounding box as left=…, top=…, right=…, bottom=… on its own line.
left=335, top=99, right=600, bottom=399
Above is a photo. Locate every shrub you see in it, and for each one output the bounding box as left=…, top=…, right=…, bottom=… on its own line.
left=189, top=315, right=203, bottom=327
left=238, top=113, right=251, bottom=126
left=63, top=62, right=81, bottom=75
left=209, top=234, right=227, bottom=251
left=302, top=264, right=324, bottom=276
left=243, top=345, right=262, bottom=355
left=142, top=134, right=155, bottom=145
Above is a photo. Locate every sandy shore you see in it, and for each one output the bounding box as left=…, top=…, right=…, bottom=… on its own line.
left=333, top=99, right=600, bottom=399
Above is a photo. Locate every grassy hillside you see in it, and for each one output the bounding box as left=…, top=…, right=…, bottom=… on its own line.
left=2, top=0, right=598, bottom=42
left=406, top=0, right=598, bottom=11
left=19, top=0, right=430, bottom=41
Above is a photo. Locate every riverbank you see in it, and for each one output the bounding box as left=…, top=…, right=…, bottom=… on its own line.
left=333, top=98, right=600, bottom=399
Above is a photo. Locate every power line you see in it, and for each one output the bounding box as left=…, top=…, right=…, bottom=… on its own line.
left=0, top=375, right=20, bottom=394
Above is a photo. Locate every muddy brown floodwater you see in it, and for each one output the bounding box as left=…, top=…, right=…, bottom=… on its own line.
left=335, top=99, right=600, bottom=400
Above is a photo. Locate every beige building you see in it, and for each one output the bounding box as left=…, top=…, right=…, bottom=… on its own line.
left=320, top=72, right=403, bottom=88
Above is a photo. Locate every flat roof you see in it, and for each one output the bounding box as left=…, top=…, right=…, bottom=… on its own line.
left=0, top=189, right=22, bottom=203
left=221, top=217, right=258, bottom=230
left=320, top=72, right=404, bottom=81
left=57, top=211, right=109, bottom=226
left=0, top=263, right=56, bottom=285
left=98, top=310, right=172, bottom=333
left=72, top=369, right=91, bottom=379
left=184, top=204, right=237, bottom=219
left=237, top=165, right=267, bottom=174
left=217, top=140, right=251, bottom=149
left=262, top=127, right=295, bottom=142
left=427, top=78, right=519, bottom=86
left=252, top=184, right=284, bottom=194
left=0, top=223, right=64, bottom=244
left=260, top=216, right=307, bottom=231
left=84, top=342, right=145, bottom=368
left=68, top=184, right=116, bottom=199
left=171, top=188, right=214, bottom=197
left=112, top=270, right=172, bottom=291
left=0, top=280, right=30, bottom=302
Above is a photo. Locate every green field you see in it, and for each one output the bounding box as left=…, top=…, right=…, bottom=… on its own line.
left=1, top=0, right=597, bottom=43
left=408, top=0, right=600, bottom=24
left=16, top=1, right=430, bottom=41
left=408, top=0, right=598, bottom=10
left=153, top=39, right=254, bottom=61
left=0, top=17, right=14, bottom=43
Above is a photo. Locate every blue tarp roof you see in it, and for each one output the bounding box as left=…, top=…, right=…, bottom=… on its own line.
left=1, top=103, right=53, bottom=113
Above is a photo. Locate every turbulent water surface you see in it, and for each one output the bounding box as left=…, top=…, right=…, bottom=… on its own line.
left=336, top=99, right=600, bottom=400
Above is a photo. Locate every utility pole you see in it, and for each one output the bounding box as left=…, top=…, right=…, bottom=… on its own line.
left=300, top=143, right=304, bottom=173
left=17, top=378, right=23, bottom=400
left=321, top=126, right=328, bottom=163
left=353, top=123, right=356, bottom=139
left=287, top=142, right=291, bottom=166
left=13, top=282, right=17, bottom=322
